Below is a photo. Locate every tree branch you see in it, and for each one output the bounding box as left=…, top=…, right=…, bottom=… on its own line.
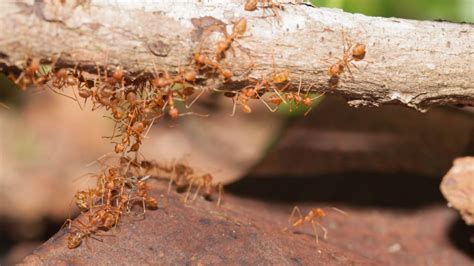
left=1, top=0, right=473, bottom=110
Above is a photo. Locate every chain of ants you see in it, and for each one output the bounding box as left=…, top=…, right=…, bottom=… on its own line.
left=9, top=1, right=366, bottom=249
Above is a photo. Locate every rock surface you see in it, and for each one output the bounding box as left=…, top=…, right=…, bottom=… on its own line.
left=21, top=177, right=473, bottom=265
left=441, top=157, right=474, bottom=225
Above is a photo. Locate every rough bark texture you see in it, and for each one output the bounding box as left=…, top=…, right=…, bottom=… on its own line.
left=1, top=0, right=473, bottom=110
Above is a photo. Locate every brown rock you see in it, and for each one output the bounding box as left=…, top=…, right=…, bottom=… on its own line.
left=441, top=157, right=474, bottom=225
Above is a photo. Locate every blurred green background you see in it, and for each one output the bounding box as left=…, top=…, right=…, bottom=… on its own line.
left=311, top=0, right=474, bottom=22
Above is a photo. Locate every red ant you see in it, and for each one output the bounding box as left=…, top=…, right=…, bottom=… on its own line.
left=215, top=18, right=247, bottom=61
left=282, top=76, right=324, bottom=115
left=327, top=32, right=369, bottom=80
left=284, top=206, right=328, bottom=245
left=284, top=206, right=347, bottom=245
left=63, top=215, right=110, bottom=249
left=136, top=175, right=160, bottom=211
left=244, top=0, right=284, bottom=20
left=184, top=173, right=223, bottom=206
left=15, top=57, right=41, bottom=90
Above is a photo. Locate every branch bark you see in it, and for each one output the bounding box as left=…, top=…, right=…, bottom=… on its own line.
left=1, top=0, right=473, bottom=110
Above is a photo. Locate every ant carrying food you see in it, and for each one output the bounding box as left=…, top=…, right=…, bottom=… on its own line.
left=327, top=32, right=369, bottom=83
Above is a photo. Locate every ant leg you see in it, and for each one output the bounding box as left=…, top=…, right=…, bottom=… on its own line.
left=60, top=218, right=74, bottom=231
left=310, top=220, right=320, bottom=245
left=349, top=61, right=360, bottom=72
left=167, top=175, right=174, bottom=195
left=178, top=111, right=210, bottom=118
left=315, top=221, right=328, bottom=240
left=159, top=194, right=169, bottom=209
left=184, top=179, right=194, bottom=203
left=270, top=84, right=287, bottom=103
left=185, top=88, right=206, bottom=109
left=230, top=97, right=237, bottom=116
left=45, top=83, right=81, bottom=103
left=283, top=206, right=305, bottom=232
left=143, top=117, right=158, bottom=139
left=304, top=93, right=325, bottom=116
left=257, top=94, right=278, bottom=112
left=14, top=72, right=25, bottom=86
left=331, top=207, right=349, bottom=216
left=216, top=183, right=223, bottom=206
left=297, top=75, right=302, bottom=96
left=141, top=197, right=146, bottom=216
left=192, top=183, right=203, bottom=201
left=342, top=30, right=351, bottom=55
left=289, top=206, right=304, bottom=224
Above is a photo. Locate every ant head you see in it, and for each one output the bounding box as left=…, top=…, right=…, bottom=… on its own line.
left=29, top=58, right=41, bottom=72
left=126, top=91, right=137, bottom=105
left=221, top=68, right=233, bottom=80
left=202, top=173, right=213, bottom=183
left=112, top=66, right=124, bottom=81
left=145, top=196, right=158, bottom=209
left=114, top=143, right=125, bottom=153
left=328, top=64, right=341, bottom=77
left=303, top=97, right=312, bottom=106
left=184, top=70, right=197, bottom=82
left=169, top=107, right=179, bottom=119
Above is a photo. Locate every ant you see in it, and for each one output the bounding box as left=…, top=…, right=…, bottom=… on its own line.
left=327, top=32, right=368, bottom=80
left=244, top=0, right=284, bottom=20
left=234, top=90, right=252, bottom=115
left=167, top=162, right=194, bottom=194
left=284, top=206, right=328, bottom=245
left=63, top=214, right=106, bottom=249
left=14, top=57, right=41, bottom=90
left=215, top=18, right=247, bottom=61
left=192, top=52, right=234, bottom=81
left=134, top=175, right=160, bottom=214
left=184, top=173, right=223, bottom=206
left=284, top=206, right=348, bottom=245
left=236, top=68, right=290, bottom=113
left=282, top=76, right=324, bottom=115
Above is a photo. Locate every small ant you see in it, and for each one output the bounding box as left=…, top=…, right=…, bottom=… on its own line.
left=63, top=215, right=106, bottom=249
left=15, top=57, right=41, bottom=90
left=168, top=162, right=194, bottom=194
left=184, top=173, right=223, bottom=206
left=215, top=18, right=247, bottom=61
left=236, top=68, right=290, bottom=113
left=284, top=206, right=348, bottom=245
left=284, top=206, right=328, bottom=245
left=136, top=175, right=160, bottom=211
left=327, top=32, right=368, bottom=80
left=244, top=0, right=284, bottom=20
left=282, top=77, right=324, bottom=115
left=192, top=52, right=234, bottom=81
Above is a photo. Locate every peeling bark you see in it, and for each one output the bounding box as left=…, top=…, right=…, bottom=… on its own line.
left=0, top=0, right=473, bottom=110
